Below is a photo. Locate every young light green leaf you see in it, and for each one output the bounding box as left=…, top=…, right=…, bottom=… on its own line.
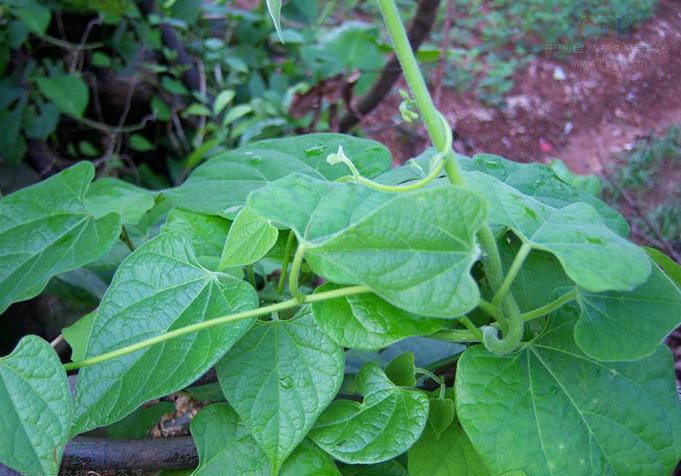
left=0, top=336, right=72, bottom=476
left=575, top=263, right=681, bottom=361
left=35, top=73, right=89, bottom=119
left=385, top=352, right=416, bottom=387
left=219, top=207, right=278, bottom=268
left=85, top=177, right=157, bottom=226
left=456, top=310, right=681, bottom=476
left=647, top=247, right=681, bottom=288
left=266, top=0, right=284, bottom=42
left=309, top=362, right=429, bottom=464
left=217, top=309, right=344, bottom=473
left=161, top=209, right=231, bottom=270
left=0, top=162, right=121, bottom=314
left=72, top=232, right=258, bottom=435
left=250, top=175, right=487, bottom=317
left=63, top=310, right=97, bottom=362
left=427, top=387, right=456, bottom=438
left=165, top=134, right=391, bottom=218
left=213, top=90, right=236, bottom=116
left=311, top=283, right=446, bottom=350
left=467, top=171, right=650, bottom=293
left=408, top=420, right=489, bottom=476
left=191, top=404, right=338, bottom=476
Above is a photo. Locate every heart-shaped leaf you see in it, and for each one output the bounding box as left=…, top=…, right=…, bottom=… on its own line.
left=385, top=352, right=416, bottom=387
left=575, top=263, right=681, bottom=361
left=311, top=283, right=446, bottom=350
left=191, top=404, right=339, bottom=476
left=249, top=175, right=487, bottom=317
left=456, top=310, right=681, bottom=475
left=219, top=207, right=278, bottom=268
left=165, top=134, right=391, bottom=218
left=0, top=336, right=72, bottom=476
left=309, top=362, right=429, bottom=464
left=466, top=171, right=650, bottom=293
left=217, top=309, right=343, bottom=473
left=72, top=232, right=258, bottom=434
left=0, top=162, right=121, bottom=314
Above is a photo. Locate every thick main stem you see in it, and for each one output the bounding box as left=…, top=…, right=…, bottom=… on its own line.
left=63, top=284, right=372, bottom=371
left=378, top=0, right=523, bottom=352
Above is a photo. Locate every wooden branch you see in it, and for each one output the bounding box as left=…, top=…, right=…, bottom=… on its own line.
left=339, top=0, right=441, bottom=132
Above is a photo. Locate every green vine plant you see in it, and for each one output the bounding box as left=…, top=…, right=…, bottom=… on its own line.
left=2, top=1, right=681, bottom=475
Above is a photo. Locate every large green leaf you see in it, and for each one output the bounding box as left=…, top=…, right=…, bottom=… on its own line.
left=455, top=311, right=681, bottom=475
left=191, top=404, right=339, bottom=476
left=0, top=162, right=121, bottom=314
left=0, top=336, right=72, bottom=476
left=165, top=134, right=391, bottom=218
left=35, top=73, right=89, bottom=119
left=85, top=178, right=157, bottom=226
left=309, top=362, right=429, bottom=464
left=219, top=207, right=278, bottom=268
left=408, top=421, right=489, bottom=476
left=311, top=283, right=446, bottom=350
left=217, top=309, right=343, bottom=473
left=575, top=263, right=681, bottom=361
left=459, top=153, right=627, bottom=236
left=249, top=175, right=486, bottom=317
left=466, top=171, right=650, bottom=293
left=72, top=232, right=258, bottom=434
left=161, top=209, right=231, bottom=270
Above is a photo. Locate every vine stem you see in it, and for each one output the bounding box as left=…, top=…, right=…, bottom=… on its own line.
left=378, top=0, right=523, bottom=352
left=277, top=232, right=296, bottom=294
left=492, top=241, right=531, bottom=307
left=288, top=242, right=307, bottom=302
left=63, top=285, right=373, bottom=371
left=520, top=289, right=578, bottom=321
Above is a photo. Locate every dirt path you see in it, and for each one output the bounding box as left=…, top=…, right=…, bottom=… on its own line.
left=366, top=0, right=681, bottom=174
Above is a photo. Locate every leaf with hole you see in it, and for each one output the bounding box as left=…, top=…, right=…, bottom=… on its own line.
left=72, top=232, right=258, bottom=434
left=455, top=310, right=681, bottom=475
left=217, top=309, right=344, bottom=473
left=0, top=162, right=121, bottom=314
left=309, top=362, right=429, bottom=464
left=0, top=336, right=72, bottom=476
left=311, top=283, right=446, bottom=350
left=249, top=174, right=486, bottom=317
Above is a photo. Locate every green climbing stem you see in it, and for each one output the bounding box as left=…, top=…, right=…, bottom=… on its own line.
left=288, top=242, right=307, bottom=303
left=492, top=241, right=531, bottom=307
left=63, top=284, right=373, bottom=371
left=277, top=232, right=296, bottom=294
